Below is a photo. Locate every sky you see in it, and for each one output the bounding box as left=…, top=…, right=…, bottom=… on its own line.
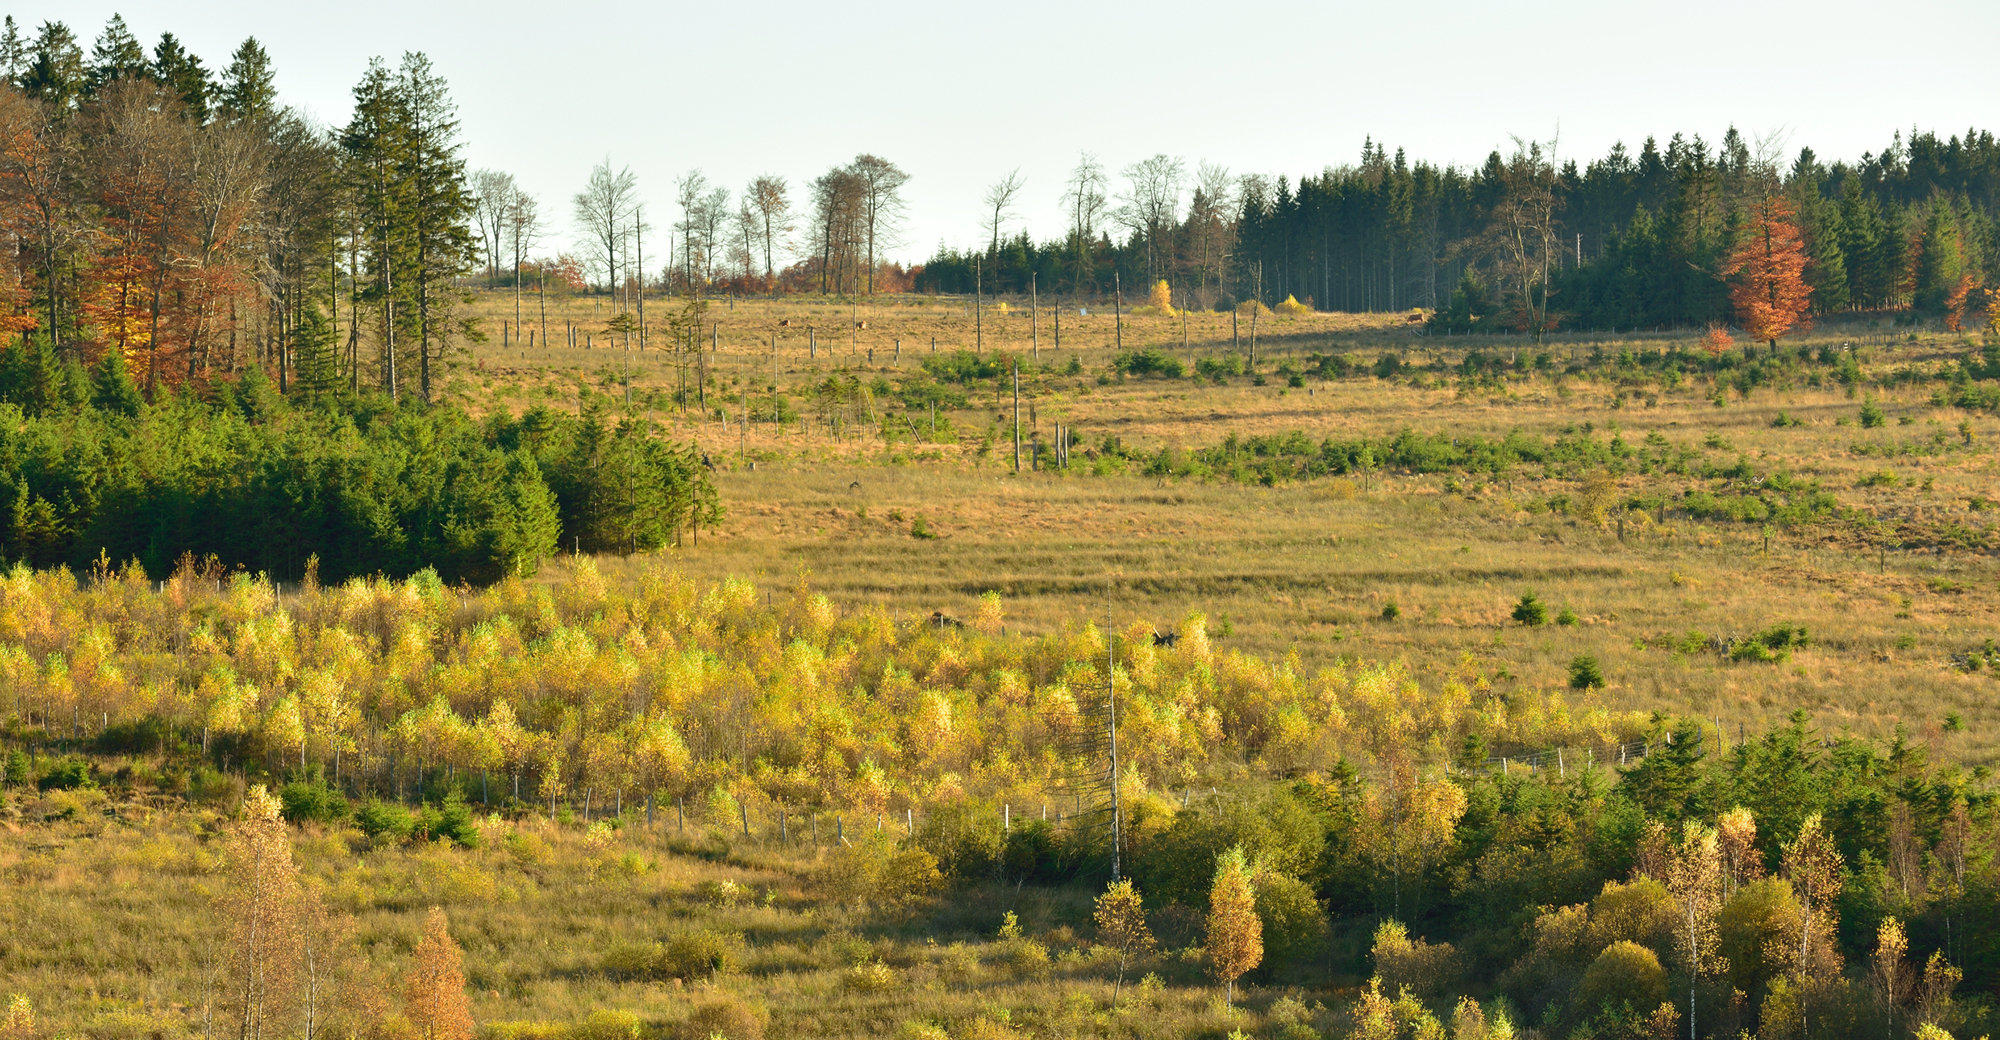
left=21, top=0, right=2000, bottom=267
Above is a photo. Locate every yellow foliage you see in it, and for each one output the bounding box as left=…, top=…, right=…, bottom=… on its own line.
left=1274, top=294, right=1312, bottom=315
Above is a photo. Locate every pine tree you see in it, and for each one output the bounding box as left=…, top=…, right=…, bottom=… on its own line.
left=405, top=907, right=475, bottom=1040
left=1206, top=845, right=1263, bottom=1008
left=1725, top=194, right=1813, bottom=347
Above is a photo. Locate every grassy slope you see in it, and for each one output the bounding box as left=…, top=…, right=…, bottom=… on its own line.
left=463, top=292, right=1999, bottom=760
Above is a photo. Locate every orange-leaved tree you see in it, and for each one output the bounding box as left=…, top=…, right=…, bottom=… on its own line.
left=405, top=907, right=475, bottom=1040
left=1725, top=194, right=1813, bottom=348
left=1206, top=845, right=1263, bottom=1008
left=219, top=784, right=303, bottom=1040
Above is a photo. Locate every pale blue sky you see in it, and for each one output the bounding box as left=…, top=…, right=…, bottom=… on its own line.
left=21, top=0, right=2000, bottom=265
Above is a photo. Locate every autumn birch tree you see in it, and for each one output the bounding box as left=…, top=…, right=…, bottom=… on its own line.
left=1666, top=821, right=1724, bottom=1040
left=1206, top=845, right=1262, bottom=1009
left=1780, top=813, right=1845, bottom=1038
left=1094, top=878, right=1155, bottom=1008
left=1716, top=806, right=1762, bottom=899
left=1872, top=917, right=1912, bottom=1040
left=219, top=784, right=303, bottom=1040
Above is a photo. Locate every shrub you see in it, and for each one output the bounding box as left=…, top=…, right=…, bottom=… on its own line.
left=660, top=927, right=744, bottom=980
left=278, top=779, right=350, bottom=825
left=1372, top=919, right=1460, bottom=998
left=1273, top=294, right=1312, bottom=315
left=1113, top=349, right=1185, bottom=379
left=910, top=514, right=935, bottom=539
left=413, top=791, right=482, bottom=847
left=1732, top=623, right=1808, bottom=663
left=912, top=803, right=1003, bottom=880
left=1860, top=398, right=1887, bottom=428
left=1513, top=591, right=1548, bottom=626
left=1573, top=941, right=1666, bottom=1019
left=1380, top=602, right=1400, bottom=621
left=840, top=961, right=900, bottom=993
left=678, top=997, right=766, bottom=1040
left=36, top=759, right=93, bottom=792
left=817, top=832, right=943, bottom=904
left=1555, top=606, right=1579, bottom=627
left=355, top=800, right=415, bottom=842
left=570, top=1010, right=643, bottom=1040
left=1568, top=655, right=1606, bottom=689
left=3, top=749, right=28, bottom=787
left=1253, top=870, right=1330, bottom=971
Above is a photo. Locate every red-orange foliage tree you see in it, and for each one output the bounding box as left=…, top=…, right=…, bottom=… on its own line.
left=405, top=908, right=475, bottom=1040
left=1725, top=195, right=1813, bottom=347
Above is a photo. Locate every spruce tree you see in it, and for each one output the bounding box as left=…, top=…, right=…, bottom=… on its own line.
left=397, top=52, right=476, bottom=403
left=21, top=21, right=85, bottom=109
left=218, top=36, right=275, bottom=123
left=90, top=348, right=143, bottom=416
left=341, top=58, right=413, bottom=398
left=150, top=32, right=211, bottom=116
left=85, top=14, right=146, bottom=94
left=0, top=17, right=24, bottom=84
left=1914, top=201, right=1966, bottom=315
left=1801, top=192, right=1849, bottom=314
left=290, top=304, right=340, bottom=404
left=1839, top=180, right=1889, bottom=309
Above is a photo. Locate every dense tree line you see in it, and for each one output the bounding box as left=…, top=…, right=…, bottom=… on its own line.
left=0, top=14, right=477, bottom=399
left=919, top=130, right=2000, bottom=337
left=0, top=342, right=716, bottom=581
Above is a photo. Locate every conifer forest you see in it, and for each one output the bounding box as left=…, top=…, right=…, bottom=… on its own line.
left=3, top=13, right=2000, bottom=1040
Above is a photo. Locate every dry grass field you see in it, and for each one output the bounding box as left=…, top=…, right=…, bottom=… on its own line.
left=458, top=291, right=2000, bottom=763
left=5, top=293, right=1998, bottom=1040
left=0, top=792, right=1275, bottom=1040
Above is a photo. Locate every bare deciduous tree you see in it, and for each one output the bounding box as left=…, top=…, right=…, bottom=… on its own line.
left=574, top=158, right=636, bottom=293
left=504, top=185, right=540, bottom=335
left=470, top=168, right=513, bottom=287
left=673, top=169, right=709, bottom=292
left=1061, top=152, right=1108, bottom=292
left=746, top=174, right=791, bottom=292
left=1118, top=154, right=1184, bottom=283
left=982, top=168, right=1023, bottom=258
left=849, top=154, right=908, bottom=295
left=1487, top=135, right=1562, bottom=341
